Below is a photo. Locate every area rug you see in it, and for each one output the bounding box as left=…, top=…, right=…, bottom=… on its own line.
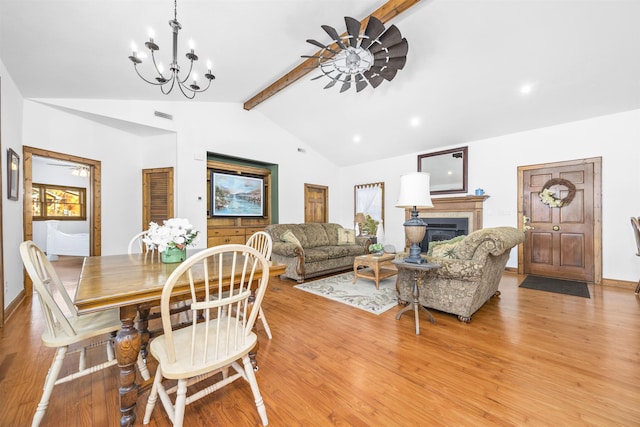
left=519, top=275, right=590, bottom=298
left=294, top=272, right=398, bottom=315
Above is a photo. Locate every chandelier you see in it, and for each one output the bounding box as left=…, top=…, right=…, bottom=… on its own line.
left=128, top=0, right=215, bottom=99
left=71, top=166, right=90, bottom=178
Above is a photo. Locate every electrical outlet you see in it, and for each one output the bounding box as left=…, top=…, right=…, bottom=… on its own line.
left=4, top=281, right=8, bottom=293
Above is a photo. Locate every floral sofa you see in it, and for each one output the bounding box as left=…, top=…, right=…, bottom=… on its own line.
left=265, top=223, right=371, bottom=283
left=396, top=226, right=525, bottom=322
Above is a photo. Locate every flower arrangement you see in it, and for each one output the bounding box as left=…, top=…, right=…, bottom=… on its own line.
left=143, top=218, right=199, bottom=252
left=539, top=188, right=563, bottom=208
left=369, top=243, right=384, bottom=254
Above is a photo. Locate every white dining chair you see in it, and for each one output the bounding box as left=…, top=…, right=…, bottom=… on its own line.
left=142, top=244, right=270, bottom=426
left=19, top=240, right=149, bottom=427
left=246, top=231, right=273, bottom=339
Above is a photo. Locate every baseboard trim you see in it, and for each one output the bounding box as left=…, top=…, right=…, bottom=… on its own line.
left=601, top=278, right=636, bottom=290
left=3, top=289, right=26, bottom=324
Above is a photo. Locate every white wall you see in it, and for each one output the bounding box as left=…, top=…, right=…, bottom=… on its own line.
left=338, top=109, right=640, bottom=282
left=1, top=59, right=25, bottom=308
left=22, top=100, right=177, bottom=255
left=20, top=99, right=340, bottom=255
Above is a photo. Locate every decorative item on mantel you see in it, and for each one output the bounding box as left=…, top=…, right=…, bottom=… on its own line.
left=395, top=172, right=433, bottom=264
left=143, top=218, right=199, bottom=263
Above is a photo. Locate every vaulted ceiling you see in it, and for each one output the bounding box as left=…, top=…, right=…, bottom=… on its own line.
left=1, top=0, right=639, bottom=166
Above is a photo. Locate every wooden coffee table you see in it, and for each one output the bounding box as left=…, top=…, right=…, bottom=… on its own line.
left=353, top=253, right=398, bottom=289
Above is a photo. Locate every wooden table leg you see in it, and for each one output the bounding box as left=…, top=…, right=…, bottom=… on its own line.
left=115, top=305, right=140, bottom=427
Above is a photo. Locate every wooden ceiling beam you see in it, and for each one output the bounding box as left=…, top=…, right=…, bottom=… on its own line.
left=243, top=0, right=422, bottom=111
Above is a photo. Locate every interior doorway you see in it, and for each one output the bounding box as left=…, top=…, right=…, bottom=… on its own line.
left=304, top=183, right=328, bottom=223
left=22, top=146, right=102, bottom=294
left=518, top=157, right=602, bottom=284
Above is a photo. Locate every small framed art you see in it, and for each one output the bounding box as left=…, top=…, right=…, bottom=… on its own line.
left=7, top=148, right=19, bottom=201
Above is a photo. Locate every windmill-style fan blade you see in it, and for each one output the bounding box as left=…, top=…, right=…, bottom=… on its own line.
left=355, top=74, right=368, bottom=92
left=306, top=39, right=340, bottom=55
left=311, top=74, right=326, bottom=80
left=340, top=75, right=352, bottom=92
left=374, top=56, right=407, bottom=70
left=379, top=25, right=402, bottom=48
left=379, top=67, right=397, bottom=81
left=373, top=39, right=409, bottom=60
left=324, top=79, right=338, bottom=89
left=360, top=16, right=385, bottom=49
left=368, top=66, right=397, bottom=81
left=321, top=25, right=347, bottom=49
left=344, top=17, right=361, bottom=47
left=363, top=69, right=384, bottom=88
left=323, top=73, right=342, bottom=89
left=302, top=55, right=332, bottom=60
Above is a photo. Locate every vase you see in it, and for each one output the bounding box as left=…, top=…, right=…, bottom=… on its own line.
left=161, top=247, right=187, bottom=264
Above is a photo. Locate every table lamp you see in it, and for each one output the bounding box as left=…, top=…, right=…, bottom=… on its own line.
left=354, top=212, right=366, bottom=236
left=395, top=172, right=433, bottom=264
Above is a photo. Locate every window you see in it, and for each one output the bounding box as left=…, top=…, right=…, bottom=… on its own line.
left=32, top=183, right=87, bottom=220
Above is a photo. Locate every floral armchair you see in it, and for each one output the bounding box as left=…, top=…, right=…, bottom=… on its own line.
left=396, top=227, right=525, bottom=322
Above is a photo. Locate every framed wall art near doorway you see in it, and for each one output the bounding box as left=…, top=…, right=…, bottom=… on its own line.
left=7, top=148, right=19, bottom=201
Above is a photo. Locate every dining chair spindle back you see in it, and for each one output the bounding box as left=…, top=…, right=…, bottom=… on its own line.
left=246, top=231, right=273, bottom=339
left=142, top=244, right=271, bottom=427
left=19, top=240, right=149, bottom=427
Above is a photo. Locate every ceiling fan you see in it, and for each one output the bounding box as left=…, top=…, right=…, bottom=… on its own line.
left=47, top=163, right=90, bottom=177
left=303, top=16, right=408, bottom=93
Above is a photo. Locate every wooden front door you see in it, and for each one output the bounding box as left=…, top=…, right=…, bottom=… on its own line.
left=142, top=167, right=174, bottom=229
left=519, top=158, right=602, bottom=283
left=304, top=184, right=328, bottom=223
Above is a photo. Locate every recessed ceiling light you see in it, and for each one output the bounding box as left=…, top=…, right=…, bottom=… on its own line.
left=353, top=135, right=361, bottom=143
left=410, top=116, right=421, bottom=127
left=520, top=84, right=533, bottom=94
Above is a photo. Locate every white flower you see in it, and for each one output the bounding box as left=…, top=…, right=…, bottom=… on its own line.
left=142, top=218, right=199, bottom=252
left=539, top=188, right=563, bottom=207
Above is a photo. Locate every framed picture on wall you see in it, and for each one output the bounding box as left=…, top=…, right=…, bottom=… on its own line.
left=7, top=148, right=19, bottom=201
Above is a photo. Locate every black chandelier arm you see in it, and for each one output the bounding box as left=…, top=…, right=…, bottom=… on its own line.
left=176, top=80, right=197, bottom=99
left=133, top=64, right=174, bottom=86
left=160, top=77, right=177, bottom=95
left=177, top=59, right=196, bottom=86
left=149, top=50, right=170, bottom=82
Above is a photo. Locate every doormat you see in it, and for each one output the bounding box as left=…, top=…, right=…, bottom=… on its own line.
left=519, top=275, right=590, bottom=298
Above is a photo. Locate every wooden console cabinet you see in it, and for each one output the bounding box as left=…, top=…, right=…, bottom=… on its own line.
left=207, top=159, right=272, bottom=247
left=207, top=226, right=265, bottom=247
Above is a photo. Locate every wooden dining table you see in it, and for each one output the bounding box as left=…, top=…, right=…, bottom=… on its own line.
left=74, top=250, right=285, bottom=427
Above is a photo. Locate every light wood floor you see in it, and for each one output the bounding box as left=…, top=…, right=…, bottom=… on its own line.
left=1, top=257, right=639, bottom=426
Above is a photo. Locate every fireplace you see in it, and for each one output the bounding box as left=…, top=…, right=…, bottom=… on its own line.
left=420, top=217, right=469, bottom=252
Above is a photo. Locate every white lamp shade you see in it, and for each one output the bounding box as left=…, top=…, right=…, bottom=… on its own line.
left=395, top=172, right=433, bottom=208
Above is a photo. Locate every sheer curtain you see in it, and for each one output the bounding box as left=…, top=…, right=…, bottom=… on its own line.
left=355, top=183, right=384, bottom=243
left=355, top=184, right=382, bottom=221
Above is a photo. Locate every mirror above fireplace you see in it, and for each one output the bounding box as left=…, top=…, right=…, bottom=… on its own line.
left=417, top=146, right=468, bottom=195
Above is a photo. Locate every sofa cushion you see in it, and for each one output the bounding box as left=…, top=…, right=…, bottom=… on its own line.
left=303, top=248, right=330, bottom=262
left=280, top=230, right=302, bottom=248
left=337, top=228, right=356, bottom=245
left=322, top=223, right=343, bottom=245
left=304, top=223, right=331, bottom=247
